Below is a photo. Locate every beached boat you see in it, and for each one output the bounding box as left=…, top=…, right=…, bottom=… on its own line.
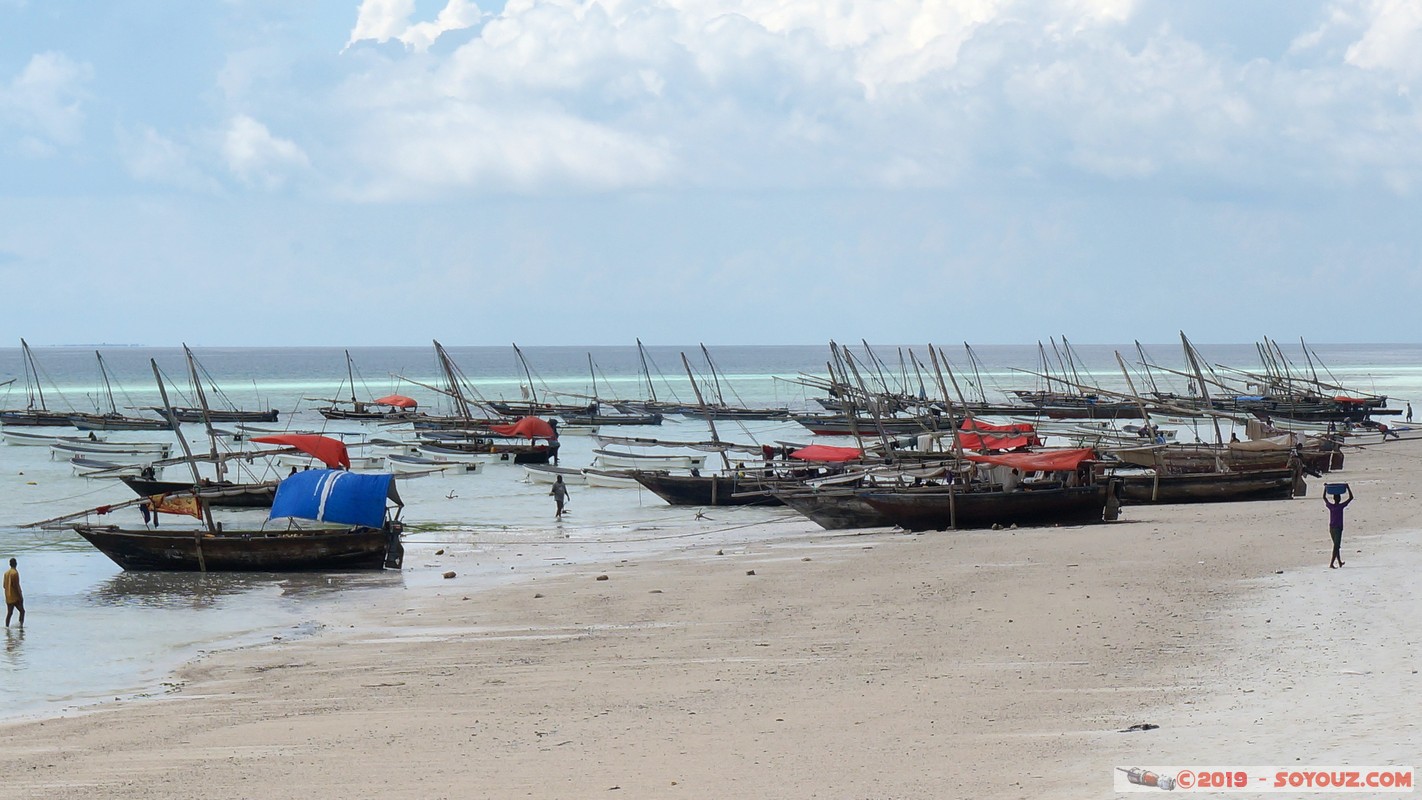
left=73, top=469, right=404, bottom=572
left=859, top=448, right=1108, bottom=531
left=861, top=484, right=1107, bottom=531
left=631, top=471, right=785, bottom=506
left=1113, top=469, right=1296, bottom=504
left=776, top=489, right=892, bottom=530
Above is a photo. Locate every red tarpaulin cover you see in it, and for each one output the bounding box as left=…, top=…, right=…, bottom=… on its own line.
left=252, top=434, right=351, bottom=469
left=964, top=447, right=1096, bottom=472
left=373, top=394, right=418, bottom=409
left=957, top=418, right=1041, bottom=451
left=790, top=444, right=863, bottom=462
left=489, top=416, right=557, bottom=439
left=1333, top=396, right=1367, bottom=404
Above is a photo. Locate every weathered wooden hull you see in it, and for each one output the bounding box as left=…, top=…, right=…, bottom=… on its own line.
left=317, top=407, right=422, bottom=422
left=68, top=414, right=172, bottom=431
left=119, top=477, right=278, bottom=508
left=793, top=415, right=939, bottom=437
left=1116, top=469, right=1295, bottom=504
left=155, top=407, right=280, bottom=423
left=559, top=413, right=664, bottom=426
left=777, top=491, right=891, bottom=530
left=73, top=524, right=402, bottom=572
left=1110, top=444, right=1335, bottom=474
left=0, top=410, right=75, bottom=426
left=632, top=473, right=784, bottom=506
left=861, top=485, right=1107, bottom=531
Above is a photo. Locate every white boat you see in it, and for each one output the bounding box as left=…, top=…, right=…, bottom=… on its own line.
left=414, top=444, right=491, bottom=464
left=386, top=453, right=479, bottom=475
left=51, top=440, right=173, bottom=460
left=582, top=467, right=645, bottom=489
left=523, top=464, right=588, bottom=485
left=3, top=428, right=99, bottom=447
left=273, top=452, right=385, bottom=471
left=592, top=448, right=707, bottom=470
left=368, top=438, right=422, bottom=456
left=70, top=456, right=161, bottom=478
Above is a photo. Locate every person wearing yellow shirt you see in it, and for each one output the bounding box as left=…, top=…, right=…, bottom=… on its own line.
left=3, top=558, right=23, bottom=627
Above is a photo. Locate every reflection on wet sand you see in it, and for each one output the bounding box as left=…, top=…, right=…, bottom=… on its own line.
left=87, top=570, right=405, bottom=610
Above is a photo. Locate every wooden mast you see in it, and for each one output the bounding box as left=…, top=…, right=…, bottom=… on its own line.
left=153, top=358, right=210, bottom=572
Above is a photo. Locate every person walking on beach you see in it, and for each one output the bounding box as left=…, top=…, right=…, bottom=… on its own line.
left=1408, top=403, right=1414, bottom=423
left=1325, top=487, right=1353, bottom=569
left=4, top=558, right=23, bottom=627
left=550, top=475, right=569, bottom=520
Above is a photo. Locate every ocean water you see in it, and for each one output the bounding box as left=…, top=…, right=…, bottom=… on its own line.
left=1, top=342, right=1419, bottom=719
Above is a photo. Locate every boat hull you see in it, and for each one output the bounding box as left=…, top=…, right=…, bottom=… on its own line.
left=1116, top=469, right=1295, bottom=504
left=119, top=477, right=278, bottom=508
left=861, top=485, right=1107, bottom=531
left=631, top=473, right=784, bottom=506
left=73, top=524, right=401, bottom=571
left=777, top=491, right=891, bottom=530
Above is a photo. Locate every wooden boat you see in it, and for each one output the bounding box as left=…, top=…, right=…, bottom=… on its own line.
left=1109, top=441, right=1334, bottom=474
left=72, top=523, right=400, bottom=571
left=793, top=414, right=940, bottom=437
left=559, top=411, right=663, bottom=427
left=1114, top=469, right=1295, bottom=504
left=776, top=489, right=892, bottom=530
left=119, top=476, right=279, bottom=507
left=0, top=341, right=75, bottom=426
left=861, top=484, right=1107, bottom=531
left=156, top=407, right=280, bottom=423
left=72, top=468, right=405, bottom=572
left=68, top=413, right=171, bottom=431
left=315, top=351, right=424, bottom=421
left=631, top=471, right=784, bottom=506
left=67, top=352, right=173, bottom=431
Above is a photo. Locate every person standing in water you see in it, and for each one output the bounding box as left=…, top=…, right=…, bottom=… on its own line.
left=1325, top=487, right=1354, bottom=569
left=4, top=558, right=23, bottom=627
left=550, top=475, right=569, bottom=520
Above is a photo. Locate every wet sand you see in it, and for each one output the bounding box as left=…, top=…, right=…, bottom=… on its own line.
left=1, top=438, right=1418, bottom=799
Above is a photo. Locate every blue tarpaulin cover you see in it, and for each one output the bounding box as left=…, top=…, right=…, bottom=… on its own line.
left=268, top=469, right=394, bottom=528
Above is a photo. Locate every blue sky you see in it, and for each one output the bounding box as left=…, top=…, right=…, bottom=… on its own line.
left=2, top=0, right=1420, bottom=346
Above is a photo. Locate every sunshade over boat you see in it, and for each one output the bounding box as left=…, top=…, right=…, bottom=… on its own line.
left=269, top=469, right=402, bottom=529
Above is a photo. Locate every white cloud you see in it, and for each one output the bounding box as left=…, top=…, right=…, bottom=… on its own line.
left=319, top=0, right=1422, bottom=197
left=221, top=114, right=310, bottom=189
left=0, top=51, right=91, bottom=155
left=346, top=0, right=484, bottom=52
left=1344, top=0, right=1422, bottom=78
left=117, top=125, right=221, bottom=192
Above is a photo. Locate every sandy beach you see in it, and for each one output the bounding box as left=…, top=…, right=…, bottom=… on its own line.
left=1, top=437, right=1418, bottom=799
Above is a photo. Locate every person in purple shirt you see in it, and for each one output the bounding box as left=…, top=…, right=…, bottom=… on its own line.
left=1325, top=487, right=1354, bottom=568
